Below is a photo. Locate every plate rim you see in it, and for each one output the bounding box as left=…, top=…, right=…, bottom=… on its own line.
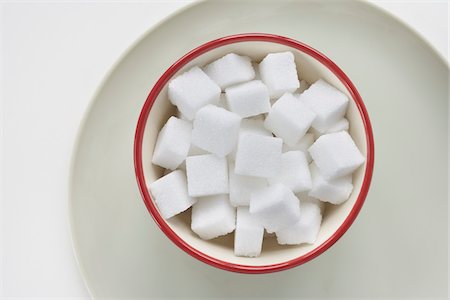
left=364, top=0, right=448, bottom=66
left=67, top=0, right=448, bottom=296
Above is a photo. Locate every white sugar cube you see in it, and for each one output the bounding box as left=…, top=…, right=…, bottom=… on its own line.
left=228, top=117, right=272, bottom=161
left=240, top=117, right=272, bottom=137
left=203, top=53, right=255, bottom=89
left=235, top=133, right=282, bottom=178
left=184, top=111, right=210, bottom=157
left=310, top=118, right=348, bottom=139
left=229, top=162, right=267, bottom=207
left=268, top=151, right=312, bottom=193
left=191, top=105, right=241, bottom=157
left=225, top=80, right=270, bottom=118
left=234, top=207, right=264, bottom=257
left=309, top=131, right=365, bottom=179
left=259, top=52, right=300, bottom=99
left=326, top=118, right=349, bottom=133
left=282, top=133, right=314, bottom=163
left=299, top=79, right=349, bottom=133
left=308, top=163, right=353, bottom=205
left=186, top=154, right=228, bottom=197
left=297, top=192, right=325, bottom=212
left=270, top=78, right=307, bottom=107
left=264, top=93, right=316, bottom=146
left=149, top=170, right=196, bottom=219
left=249, top=183, right=301, bottom=232
left=191, top=194, right=236, bottom=240
left=276, top=199, right=322, bottom=245
left=152, top=116, right=192, bottom=170
left=168, top=66, right=221, bottom=120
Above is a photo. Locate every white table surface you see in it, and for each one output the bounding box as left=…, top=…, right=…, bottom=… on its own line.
left=0, top=1, right=448, bottom=298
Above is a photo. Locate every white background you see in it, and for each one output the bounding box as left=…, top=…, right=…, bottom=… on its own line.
left=0, top=1, right=448, bottom=298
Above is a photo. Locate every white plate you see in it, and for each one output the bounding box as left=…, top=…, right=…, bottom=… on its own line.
left=69, top=0, right=448, bottom=297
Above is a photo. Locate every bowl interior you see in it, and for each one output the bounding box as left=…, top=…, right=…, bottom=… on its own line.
left=140, top=41, right=368, bottom=267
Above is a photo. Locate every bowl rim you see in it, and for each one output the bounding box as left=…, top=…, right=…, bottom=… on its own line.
left=134, top=33, right=375, bottom=274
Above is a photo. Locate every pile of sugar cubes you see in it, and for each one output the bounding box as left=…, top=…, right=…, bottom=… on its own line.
left=149, top=52, right=365, bottom=257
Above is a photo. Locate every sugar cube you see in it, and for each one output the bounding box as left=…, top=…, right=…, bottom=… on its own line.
left=264, top=93, right=316, bottom=146
left=234, top=207, right=264, bottom=257
left=282, top=133, right=314, bottom=163
left=235, top=133, right=282, bottom=178
left=259, top=52, right=300, bottom=99
left=309, top=131, right=365, bottom=179
left=268, top=151, right=312, bottom=193
left=297, top=192, right=325, bottom=213
left=191, top=194, right=236, bottom=240
left=149, top=170, right=196, bottom=219
left=229, top=162, right=267, bottom=206
left=168, top=66, right=221, bottom=120
left=326, top=118, right=349, bottom=133
left=310, top=118, right=348, bottom=138
left=308, top=163, right=353, bottom=204
left=239, top=117, right=272, bottom=137
left=191, top=105, right=241, bottom=157
left=203, top=53, right=255, bottom=89
left=276, top=199, right=322, bottom=245
left=228, top=117, right=272, bottom=161
left=186, top=154, right=228, bottom=197
left=249, top=183, right=301, bottom=232
left=299, top=79, right=349, bottom=133
left=225, top=80, right=270, bottom=118
left=152, top=116, right=192, bottom=170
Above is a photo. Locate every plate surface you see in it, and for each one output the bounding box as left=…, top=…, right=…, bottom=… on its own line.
left=69, top=0, right=448, bottom=298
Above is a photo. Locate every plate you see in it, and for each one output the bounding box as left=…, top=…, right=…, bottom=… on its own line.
left=69, top=0, right=448, bottom=297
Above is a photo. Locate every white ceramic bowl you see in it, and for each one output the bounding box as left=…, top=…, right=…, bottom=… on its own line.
left=134, top=33, right=374, bottom=273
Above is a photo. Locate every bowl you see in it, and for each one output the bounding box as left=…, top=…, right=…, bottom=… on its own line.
left=134, top=33, right=374, bottom=274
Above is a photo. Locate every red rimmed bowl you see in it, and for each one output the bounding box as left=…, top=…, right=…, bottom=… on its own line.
left=134, top=33, right=374, bottom=274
